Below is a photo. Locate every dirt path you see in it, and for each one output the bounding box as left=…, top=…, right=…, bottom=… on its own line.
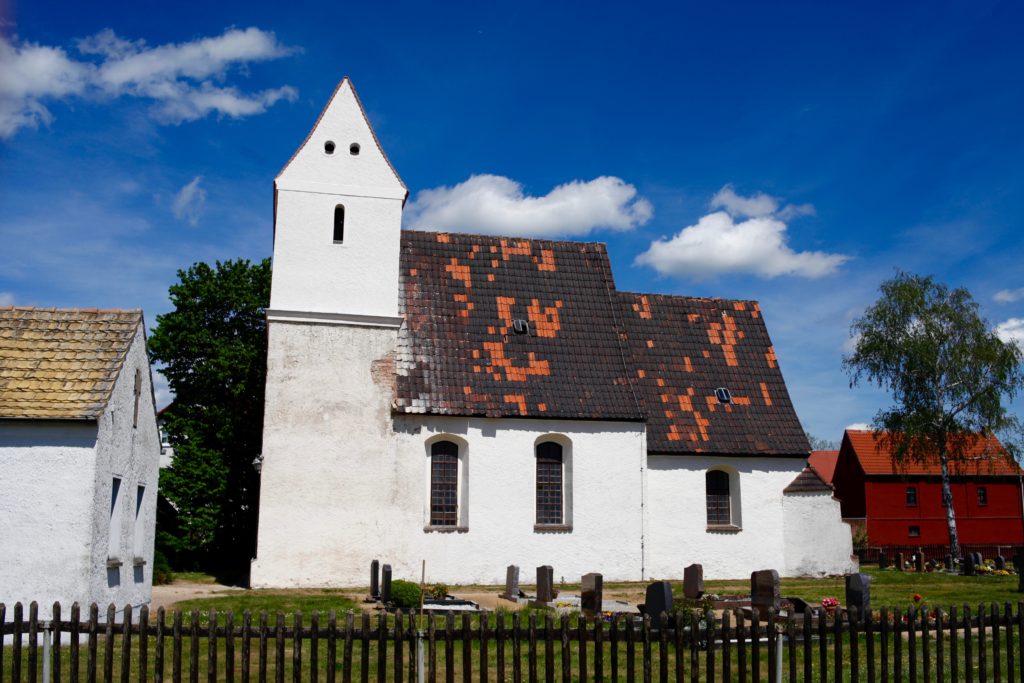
left=150, top=581, right=245, bottom=612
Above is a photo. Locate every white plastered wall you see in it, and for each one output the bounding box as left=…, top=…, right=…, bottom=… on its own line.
left=90, top=324, right=161, bottom=610
left=0, top=420, right=98, bottom=616
left=251, top=320, right=647, bottom=588
left=782, top=491, right=858, bottom=576
left=646, top=455, right=805, bottom=579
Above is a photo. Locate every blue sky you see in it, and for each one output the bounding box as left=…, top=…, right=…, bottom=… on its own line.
left=2, top=0, right=1023, bottom=443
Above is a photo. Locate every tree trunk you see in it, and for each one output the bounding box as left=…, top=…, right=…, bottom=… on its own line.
left=939, top=443, right=961, bottom=562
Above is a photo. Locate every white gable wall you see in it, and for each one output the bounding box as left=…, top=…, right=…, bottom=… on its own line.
left=0, top=421, right=98, bottom=614
left=783, top=491, right=857, bottom=576
left=90, top=324, right=161, bottom=609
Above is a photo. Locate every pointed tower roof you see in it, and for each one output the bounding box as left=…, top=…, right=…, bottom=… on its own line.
left=276, top=77, right=407, bottom=201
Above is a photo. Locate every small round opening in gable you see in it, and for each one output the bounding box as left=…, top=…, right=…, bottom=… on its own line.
left=324, top=140, right=336, bottom=155
left=349, top=142, right=361, bottom=156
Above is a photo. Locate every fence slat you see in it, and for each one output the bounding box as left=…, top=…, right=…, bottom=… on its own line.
left=705, top=612, right=714, bottom=683
left=138, top=605, right=148, bottom=683
left=849, top=607, right=859, bottom=683
left=879, top=607, right=888, bottom=683
left=445, top=612, right=455, bottom=683
left=106, top=605, right=117, bottom=683
left=610, top=615, right=620, bottom=683
left=343, top=612, right=354, bottom=683
left=785, top=612, right=795, bottom=683
left=980, top=604, right=989, bottom=683
left=210, top=609, right=219, bottom=683
left=922, top=606, right=930, bottom=683
left=275, top=613, right=285, bottom=683
left=326, top=612, right=336, bottom=683
left=258, top=612, right=268, bottom=683
left=817, top=608, right=827, bottom=683
left=908, top=605, right=917, bottom=683
left=359, top=613, right=369, bottom=683
left=428, top=614, right=437, bottom=683
left=625, top=613, right=635, bottom=683
left=294, top=612, right=303, bottom=683
left=242, top=611, right=252, bottom=683
left=831, top=607, right=842, bottom=683
left=659, top=614, right=668, bottom=683
left=581, top=615, right=590, bottom=683
left=596, top=614, right=606, bottom=683
left=1004, top=604, right=1014, bottom=683
left=392, top=612, right=401, bottom=683
left=496, top=613, right=506, bottom=683
left=688, top=612, right=698, bottom=683
left=378, top=612, right=387, bottom=683
left=994, top=603, right=1002, bottom=683
left=122, top=604, right=134, bottom=683
left=171, top=609, right=182, bottom=683
left=226, top=610, right=235, bottom=683
left=512, top=612, right=521, bottom=683
left=642, top=615, right=652, bottom=683
left=310, top=612, right=319, bottom=683
left=937, top=607, right=945, bottom=683
left=88, top=604, right=99, bottom=683
left=951, top=606, right=960, bottom=683
left=802, top=607, right=811, bottom=683
left=735, top=609, right=746, bottom=683
left=893, top=608, right=903, bottom=683
left=462, top=613, right=471, bottom=683
left=721, top=611, right=731, bottom=683
left=0, top=604, right=5, bottom=683
left=560, top=615, right=570, bottom=683
left=966, top=605, right=975, bottom=683
left=54, top=602, right=63, bottom=683
left=29, top=602, right=38, bottom=683
left=154, top=607, right=165, bottom=683
left=71, top=603, right=81, bottom=683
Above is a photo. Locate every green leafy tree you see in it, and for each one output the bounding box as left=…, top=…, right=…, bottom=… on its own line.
left=843, top=272, right=1023, bottom=560
left=149, top=259, right=271, bottom=580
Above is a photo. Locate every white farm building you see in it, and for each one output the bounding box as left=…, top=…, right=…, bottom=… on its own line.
left=251, top=79, right=856, bottom=588
left=0, top=307, right=160, bottom=615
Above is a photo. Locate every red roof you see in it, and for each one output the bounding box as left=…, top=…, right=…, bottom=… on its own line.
left=844, top=430, right=1022, bottom=476
left=808, top=450, right=839, bottom=483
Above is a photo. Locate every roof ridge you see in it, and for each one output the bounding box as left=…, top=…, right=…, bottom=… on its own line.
left=0, top=306, right=143, bottom=314
left=402, top=228, right=609, bottom=250
left=616, top=291, right=760, bottom=305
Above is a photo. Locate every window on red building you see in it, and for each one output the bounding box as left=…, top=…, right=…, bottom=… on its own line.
left=977, top=486, right=988, bottom=506
left=905, top=487, right=917, bottom=507
left=909, top=525, right=920, bottom=538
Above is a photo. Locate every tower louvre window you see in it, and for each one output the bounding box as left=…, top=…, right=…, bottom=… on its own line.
left=333, top=205, right=345, bottom=243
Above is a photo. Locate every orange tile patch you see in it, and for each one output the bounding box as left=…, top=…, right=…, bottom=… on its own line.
left=687, top=313, right=700, bottom=322
left=445, top=258, right=472, bottom=288
left=646, top=340, right=655, bottom=348
left=703, top=350, right=711, bottom=358
left=707, top=315, right=740, bottom=367
left=537, top=403, right=547, bottom=412
left=436, top=234, right=450, bottom=243
left=527, top=299, right=562, bottom=337
left=765, top=346, right=777, bottom=368
left=500, top=239, right=532, bottom=261
left=733, top=302, right=746, bottom=311
left=760, top=382, right=772, bottom=406
left=632, top=296, right=653, bottom=320
left=656, top=378, right=665, bottom=387
left=668, top=425, right=681, bottom=441
left=677, top=394, right=693, bottom=412
left=491, top=259, right=500, bottom=268
left=538, top=249, right=556, bottom=272
left=482, top=340, right=551, bottom=382
left=409, top=268, right=418, bottom=276
left=637, top=369, right=646, bottom=378
left=694, top=410, right=711, bottom=441
left=503, top=393, right=527, bottom=415
left=705, top=395, right=717, bottom=413
left=463, top=386, right=472, bottom=395
left=495, top=296, right=516, bottom=334
left=751, top=303, right=761, bottom=318
left=487, top=274, right=495, bottom=282
left=733, top=395, right=752, bottom=406
left=683, top=356, right=693, bottom=372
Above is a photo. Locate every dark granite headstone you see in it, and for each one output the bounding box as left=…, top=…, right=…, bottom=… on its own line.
left=787, top=596, right=810, bottom=614
left=642, top=581, right=674, bottom=628
left=751, top=569, right=781, bottom=613
left=381, top=564, right=393, bottom=603
left=945, top=554, right=954, bottom=571
left=963, top=555, right=976, bottom=576
left=581, top=573, right=603, bottom=615
left=896, top=553, right=905, bottom=571
left=845, top=573, right=871, bottom=616
left=996, top=555, right=1006, bottom=571
left=914, top=553, right=924, bottom=573
left=683, top=564, right=705, bottom=599
left=878, top=551, right=888, bottom=569
left=926, top=559, right=936, bottom=571
left=973, top=551, right=984, bottom=565
left=500, top=565, right=520, bottom=600
left=370, top=560, right=380, bottom=600
left=536, top=565, right=555, bottom=603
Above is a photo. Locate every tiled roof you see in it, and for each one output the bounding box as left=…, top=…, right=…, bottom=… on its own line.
left=616, top=293, right=809, bottom=455
left=395, top=230, right=809, bottom=456
left=396, top=231, right=642, bottom=420
left=783, top=465, right=834, bottom=494
left=809, top=450, right=839, bottom=483
left=0, top=307, right=142, bottom=420
left=844, top=430, right=1021, bottom=476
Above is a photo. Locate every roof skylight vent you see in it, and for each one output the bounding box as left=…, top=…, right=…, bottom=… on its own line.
left=511, top=319, right=530, bottom=335
left=715, top=387, right=732, bottom=404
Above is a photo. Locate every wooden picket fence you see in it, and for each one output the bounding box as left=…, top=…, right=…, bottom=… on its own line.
left=4, top=600, right=1024, bottom=682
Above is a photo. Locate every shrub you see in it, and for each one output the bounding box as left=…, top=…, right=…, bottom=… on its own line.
left=153, top=550, right=175, bottom=585
left=389, top=580, right=422, bottom=610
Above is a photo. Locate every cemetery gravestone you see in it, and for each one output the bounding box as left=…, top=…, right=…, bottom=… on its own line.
left=684, top=563, right=705, bottom=600
left=878, top=551, right=887, bottom=570
left=845, top=573, right=871, bottom=616
left=581, top=573, right=604, bottom=615
left=914, top=553, right=924, bottom=573
left=751, top=569, right=781, bottom=614
left=643, top=581, right=674, bottom=628
left=963, top=555, right=976, bottom=577
left=536, top=565, right=555, bottom=603
left=973, top=551, right=984, bottom=565
left=896, top=553, right=905, bottom=571
left=945, top=554, right=954, bottom=571
left=370, top=560, right=380, bottom=600
left=381, top=564, right=393, bottom=603
left=501, top=565, right=520, bottom=600
left=996, top=555, right=1006, bottom=571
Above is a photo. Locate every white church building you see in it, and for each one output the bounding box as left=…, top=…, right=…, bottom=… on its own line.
left=250, top=79, right=856, bottom=588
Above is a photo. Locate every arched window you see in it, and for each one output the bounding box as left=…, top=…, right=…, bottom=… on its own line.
left=333, top=204, right=345, bottom=243
left=706, top=470, right=731, bottom=526
left=536, top=441, right=563, bottom=525
left=430, top=441, right=458, bottom=526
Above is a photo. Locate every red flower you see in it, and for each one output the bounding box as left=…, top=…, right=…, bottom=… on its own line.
left=913, top=593, right=923, bottom=603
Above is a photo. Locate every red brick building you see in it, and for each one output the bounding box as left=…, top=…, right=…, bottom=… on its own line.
left=831, top=430, right=1024, bottom=547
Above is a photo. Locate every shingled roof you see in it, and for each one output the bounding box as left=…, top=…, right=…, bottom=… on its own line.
left=0, top=307, right=142, bottom=420
left=843, top=430, right=1021, bottom=477
left=395, top=230, right=809, bottom=457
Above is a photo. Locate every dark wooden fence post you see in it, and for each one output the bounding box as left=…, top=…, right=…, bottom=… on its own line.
left=462, top=612, right=471, bottom=683
left=105, top=604, right=117, bottom=683
left=139, top=604, right=149, bottom=683
left=54, top=602, right=63, bottom=683
left=225, top=610, right=235, bottom=683
left=965, top=605, right=974, bottom=683
left=29, top=602, right=39, bottom=683
left=122, top=604, right=134, bottom=683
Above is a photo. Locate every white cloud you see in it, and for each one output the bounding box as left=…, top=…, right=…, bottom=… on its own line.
left=996, top=318, right=1024, bottom=347
left=403, top=174, right=653, bottom=237
left=152, top=367, right=173, bottom=411
left=635, top=185, right=848, bottom=280
left=172, top=176, right=207, bottom=226
left=0, top=27, right=298, bottom=137
left=846, top=423, right=872, bottom=431
left=0, top=292, right=14, bottom=306
left=995, top=288, right=1024, bottom=303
